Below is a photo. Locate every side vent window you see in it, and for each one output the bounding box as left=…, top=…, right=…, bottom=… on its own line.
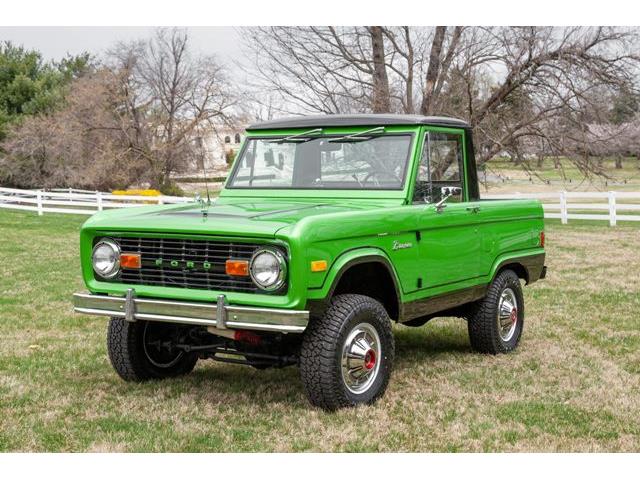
left=413, top=131, right=464, bottom=204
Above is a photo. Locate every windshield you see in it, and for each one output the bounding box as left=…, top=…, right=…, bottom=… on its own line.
left=227, top=134, right=413, bottom=190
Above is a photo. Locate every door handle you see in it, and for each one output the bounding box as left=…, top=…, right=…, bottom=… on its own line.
left=466, top=206, right=480, bottom=213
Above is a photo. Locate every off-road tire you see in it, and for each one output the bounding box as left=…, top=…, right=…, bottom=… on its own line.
left=299, top=294, right=394, bottom=411
left=467, top=269, right=524, bottom=354
left=107, top=318, right=197, bottom=382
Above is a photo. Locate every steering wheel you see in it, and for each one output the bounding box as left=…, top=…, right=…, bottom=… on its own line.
left=361, top=170, right=402, bottom=187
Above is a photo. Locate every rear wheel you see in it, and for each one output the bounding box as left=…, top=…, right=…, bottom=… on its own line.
left=467, top=269, right=524, bottom=354
left=299, top=294, right=394, bottom=411
left=107, top=318, right=198, bottom=381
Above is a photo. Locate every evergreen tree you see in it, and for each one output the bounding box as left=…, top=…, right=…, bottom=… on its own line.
left=0, top=42, right=91, bottom=140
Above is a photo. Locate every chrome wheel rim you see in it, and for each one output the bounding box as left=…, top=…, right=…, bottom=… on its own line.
left=497, top=288, right=518, bottom=342
left=142, top=322, right=184, bottom=368
left=341, top=323, right=381, bottom=394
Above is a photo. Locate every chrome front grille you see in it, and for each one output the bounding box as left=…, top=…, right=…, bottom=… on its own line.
left=106, top=236, right=263, bottom=293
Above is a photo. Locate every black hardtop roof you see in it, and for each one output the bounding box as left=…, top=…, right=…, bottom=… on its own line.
left=247, top=114, right=469, bottom=130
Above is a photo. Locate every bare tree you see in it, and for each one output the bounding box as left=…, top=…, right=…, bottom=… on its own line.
left=1, top=28, right=235, bottom=191
left=242, top=26, right=426, bottom=114
left=1, top=70, right=142, bottom=190
left=106, top=28, right=234, bottom=189
left=243, top=26, right=640, bottom=175
left=369, top=26, right=391, bottom=113
left=420, top=26, right=463, bottom=115
left=464, top=28, right=639, bottom=166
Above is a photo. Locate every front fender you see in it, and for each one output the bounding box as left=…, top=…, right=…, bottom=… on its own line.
left=306, top=247, right=402, bottom=302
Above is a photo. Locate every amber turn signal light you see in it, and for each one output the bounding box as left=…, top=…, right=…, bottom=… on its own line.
left=121, top=253, right=141, bottom=269
left=310, top=260, right=328, bottom=272
left=226, top=259, right=249, bottom=276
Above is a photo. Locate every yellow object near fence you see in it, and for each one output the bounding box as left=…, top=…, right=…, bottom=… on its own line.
left=111, top=189, right=161, bottom=196
left=111, top=189, right=162, bottom=204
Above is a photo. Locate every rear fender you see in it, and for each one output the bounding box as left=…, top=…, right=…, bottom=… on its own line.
left=489, top=249, right=546, bottom=285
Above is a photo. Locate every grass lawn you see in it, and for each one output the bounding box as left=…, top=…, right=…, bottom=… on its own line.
left=0, top=209, right=639, bottom=452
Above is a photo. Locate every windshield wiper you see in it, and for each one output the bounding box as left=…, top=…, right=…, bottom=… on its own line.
left=328, top=126, right=386, bottom=143
left=267, top=128, right=323, bottom=144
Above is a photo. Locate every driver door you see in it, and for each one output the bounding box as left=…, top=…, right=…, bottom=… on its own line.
left=413, top=128, right=481, bottom=290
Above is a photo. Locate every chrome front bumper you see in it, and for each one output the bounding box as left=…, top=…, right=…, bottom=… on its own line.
left=72, top=290, right=309, bottom=333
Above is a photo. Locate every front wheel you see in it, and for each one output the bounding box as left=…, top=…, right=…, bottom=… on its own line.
left=467, top=269, right=524, bottom=354
left=299, top=294, right=394, bottom=411
left=107, top=318, right=198, bottom=381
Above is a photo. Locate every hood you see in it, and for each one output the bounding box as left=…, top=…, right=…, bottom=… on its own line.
left=82, top=197, right=397, bottom=238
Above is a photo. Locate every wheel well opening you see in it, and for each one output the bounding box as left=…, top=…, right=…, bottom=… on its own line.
left=497, top=263, right=529, bottom=284
left=333, top=262, right=399, bottom=320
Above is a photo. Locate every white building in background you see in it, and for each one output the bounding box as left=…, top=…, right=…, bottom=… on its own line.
left=192, top=123, right=248, bottom=172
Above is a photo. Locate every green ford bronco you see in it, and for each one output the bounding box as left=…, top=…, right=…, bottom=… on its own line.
left=73, top=114, right=546, bottom=410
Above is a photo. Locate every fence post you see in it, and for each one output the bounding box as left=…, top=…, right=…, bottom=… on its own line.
left=69, top=187, right=73, bottom=203
left=96, top=191, right=103, bottom=211
left=36, top=191, right=43, bottom=216
left=158, top=196, right=164, bottom=205
left=608, top=191, right=616, bottom=227
left=560, top=191, right=568, bottom=224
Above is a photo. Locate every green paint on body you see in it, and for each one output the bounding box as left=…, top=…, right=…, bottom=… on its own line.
left=77, top=122, right=545, bottom=315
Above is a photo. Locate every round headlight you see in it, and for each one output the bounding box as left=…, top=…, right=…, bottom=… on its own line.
left=250, top=248, right=287, bottom=291
left=92, top=239, right=121, bottom=279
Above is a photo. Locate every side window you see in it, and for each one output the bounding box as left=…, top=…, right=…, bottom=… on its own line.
left=413, top=131, right=464, bottom=203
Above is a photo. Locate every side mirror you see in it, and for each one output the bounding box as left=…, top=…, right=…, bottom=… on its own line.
left=440, top=186, right=462, bottom=197
left=434, top=186, right=462, bottom=213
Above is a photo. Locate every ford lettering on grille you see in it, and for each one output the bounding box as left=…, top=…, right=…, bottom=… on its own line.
left=104, top=236, right=266, bottom=293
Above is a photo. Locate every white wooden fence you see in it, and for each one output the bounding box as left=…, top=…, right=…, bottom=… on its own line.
left=0, top=187, right=192, bottom=215
left=1, top=187, right=639, bottom=226
left=484, top=191, right=640, bottom=226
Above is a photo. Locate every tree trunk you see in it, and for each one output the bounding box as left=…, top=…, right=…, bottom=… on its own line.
left=420, top=26, right=447, bottom=115
left=369, top=26, right=391, bottom=113
left=615, top=155, right=623, bottom=169
left=403, top=26, right=414, bottom=114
